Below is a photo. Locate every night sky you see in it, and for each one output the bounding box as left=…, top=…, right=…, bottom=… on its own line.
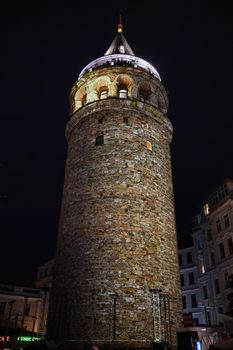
left=1, top=0, right=233, bottom=284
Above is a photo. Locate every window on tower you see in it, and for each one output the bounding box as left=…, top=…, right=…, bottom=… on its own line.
left=82, top=94, right=87, bottom=106
left=95, top=134, right=104, bottom=145
left=138, top=81, right=151, bottom=101
left=99, top=89, right=108, bottom=100
left=119, top=88, right=128, bottom=99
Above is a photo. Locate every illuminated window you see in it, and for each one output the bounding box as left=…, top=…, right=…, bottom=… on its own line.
left=138, top=82, right=151, bottom=101
left=146, top=141, right=152, bottom=151
left=100, top=90, right=108, bottom=100
left=224, top=214, right=230, bottom=228
left=81, top=94, right=87, bottom=106
left=228, top=238, right=233, bottom=255
left=118, top=45, right=125, bottom=53
left=119, top=89, right=127, bottom=98
left=95, top=134, right=104, bottom=145
left=219, top=242, right=225, bottom=259
left=203, top=203, right=209, bottom=216
left=200, top=259, right=205, bottom=274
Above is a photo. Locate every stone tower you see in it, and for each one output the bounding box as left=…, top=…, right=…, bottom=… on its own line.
left=48, top=21, right=182, bottom=349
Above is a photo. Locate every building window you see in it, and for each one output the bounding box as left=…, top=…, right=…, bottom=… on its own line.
left=197, top=238, right=203, bottom=250
left=210, top=251, right=215, bottom=266
left=203, top=203, right=209, bottom=216
left=180, top=274, right=184, bottom=287
left=24, top=303, right=30, bottom=316
left=224, top=214, right=230, bottom=228
left=95, top=134, right=104, bottom=146
left=187, top=252, right=193, bottom=264
left=225, top=273, right=229, bottom=288
left=146, top=141, right=152, bottom=151
left=182, top=295, right=187, bottom=309
left=0, top=302, right=6, bottom=315
left=123, top=117, right=129, bottom=125
left=119, top=89, right=128, bottom=99
left=207, top=229, right=212, bottom=241
left=218, top=307, right=223, bottom=314
left=219, top=242, right=225, bottom=259
left=100, top=89, right=108, bottom=100
left=189, top=272, right=195, bottom=285
left=207, top=311, right=211, bottom=325
left=98, top=116, right=104, bottom=124
left=214, top=279, right=220, bottom=294
left=203, top=285, right=208, bottom=299
left=191, top=294, right=197, bottom=308
left=81, top=94, right=87, bottom=106
left=179, top=254, right=183, bottom=266
left=216, top=220, right=222, bottom=233
left=228, top=238, right=233, bottom=255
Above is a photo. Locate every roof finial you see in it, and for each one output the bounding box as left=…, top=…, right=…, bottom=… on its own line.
left=117, top=14, right=123, bottom=33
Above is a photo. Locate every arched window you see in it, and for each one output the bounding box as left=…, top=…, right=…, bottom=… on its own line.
left=82, top=94, right=87, bottom=106
left=138, top=82, right=151, bottom=101
left=116, top=74, right=132, bottom=99
left=100, top=90, right=108, bottom=99
left=118, top=88, right=128, bottom=99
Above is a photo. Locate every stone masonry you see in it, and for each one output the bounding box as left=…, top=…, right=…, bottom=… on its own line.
left=47, top=32, right=182, bottom=349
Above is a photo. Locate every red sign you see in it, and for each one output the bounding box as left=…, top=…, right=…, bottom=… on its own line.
left=0, top=336, right=10, bottom=342
left=183, top=313, right=193, bottom=327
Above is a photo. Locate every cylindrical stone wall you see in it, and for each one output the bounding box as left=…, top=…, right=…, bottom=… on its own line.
left=48, top=69, right=182, bottom=348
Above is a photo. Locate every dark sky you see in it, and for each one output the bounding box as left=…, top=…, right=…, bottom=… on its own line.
left=1, top=0, right=233, bottom=284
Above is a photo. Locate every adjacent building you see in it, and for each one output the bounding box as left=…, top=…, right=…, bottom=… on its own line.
left=179, top=237, right=205, bottom=326
left=192, top=179, right=233, bottom=327
left=0, top=283, right=43, bottom=334
left=179, top=179, right=233, bottom=333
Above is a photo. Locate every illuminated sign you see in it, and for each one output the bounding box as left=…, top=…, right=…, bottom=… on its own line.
left=195, top=340, right=202, bottom=350
left=0, top=336, right=10, bottom=342
left=16, top=336, right=41, bottom=342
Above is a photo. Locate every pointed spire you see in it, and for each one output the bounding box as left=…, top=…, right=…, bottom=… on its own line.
left=105, top=15, right=134, bottom=56
left=117, top=14, right=123, bottom=33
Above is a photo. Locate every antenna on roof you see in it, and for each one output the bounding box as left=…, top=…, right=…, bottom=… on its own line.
left=117, top=14, right=123, bottom=33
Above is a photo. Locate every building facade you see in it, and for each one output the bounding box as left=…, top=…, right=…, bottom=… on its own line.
left=0, top=283, right=43, bottom=335
left=192, top=179, right=233, bottom=327
left=48, top=22, right=182, bottom=349
left=35, top=259, right=53, bottom=335
left=179, top=241, right=205, bottom=326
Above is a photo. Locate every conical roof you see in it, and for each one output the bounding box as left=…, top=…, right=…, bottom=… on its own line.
left=105, top=32, right=135, bottom=56
left=78, top=18, right=161, bottom=81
